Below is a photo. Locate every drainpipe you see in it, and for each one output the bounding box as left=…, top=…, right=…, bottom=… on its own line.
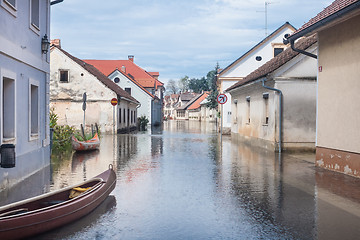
left=286, top=37, right=317, bottom=59
left=262, top=79, right=283, bottom=153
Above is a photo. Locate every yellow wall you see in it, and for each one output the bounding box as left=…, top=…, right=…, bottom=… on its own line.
left=317, top=14, right=360, bottom=153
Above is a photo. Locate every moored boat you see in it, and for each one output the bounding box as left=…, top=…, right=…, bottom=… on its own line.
left=0, top=165, right=116, bottom=240
left=72, top=132, right=100, bottom=151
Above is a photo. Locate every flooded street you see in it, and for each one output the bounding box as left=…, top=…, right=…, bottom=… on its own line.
left=26, top=121, right=360, bottom=239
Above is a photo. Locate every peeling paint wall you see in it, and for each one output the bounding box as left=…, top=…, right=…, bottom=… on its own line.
left=316, top=14, right=360, bottom=177
left=50, top=48, right=137, bottom=133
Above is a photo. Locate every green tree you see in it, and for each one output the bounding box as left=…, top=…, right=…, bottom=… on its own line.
left=188, top=77, right=209, bottom=93
left=205, top=63, right=220, bottom=110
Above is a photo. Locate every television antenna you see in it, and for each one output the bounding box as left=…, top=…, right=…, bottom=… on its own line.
left=258, top=1, right=279, bottom=37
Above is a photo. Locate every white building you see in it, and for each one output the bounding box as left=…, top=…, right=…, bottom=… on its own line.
left=84, top=58, right=165, bottom=126
left=226, top=35, right=318, bottom=152
left=50, top=45, right=140, bottom=133
left=217, top=22, right=296, bottom=134
left=0, top=0, right=52, bottom=190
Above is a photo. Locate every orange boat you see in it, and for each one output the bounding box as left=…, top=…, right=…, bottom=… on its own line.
left=72, top=133, right=100, bottom=151
left=0, top=165, right=116, bottom=240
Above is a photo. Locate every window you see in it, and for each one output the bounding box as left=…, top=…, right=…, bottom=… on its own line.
left=30, top=0, right=40, bottom=30
left=59, top=70, right=69, bottom=82
left=125, top=88, right=131, bottom=95
left=274, top=48, right=284, bottom=57
left=29, top=80, right=39, bottom=138
left=123, top=108, right=126, bottom=123
left=1, top=0, right=17, bottom=16
left=2, top=76, right=16, bottom=141
left=5, top=0, right=15, bottom=7
left=246, top=96, right=250, bottom=124
left=114, top=77, right=120, bottom=83
left=263, top=93, right=269, bottom=125
left=119, top=108, right=122, bottom=123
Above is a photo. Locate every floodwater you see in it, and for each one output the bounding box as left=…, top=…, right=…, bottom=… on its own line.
left=6, top=121, right=360, bottom=239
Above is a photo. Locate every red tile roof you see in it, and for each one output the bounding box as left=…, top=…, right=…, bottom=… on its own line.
left=83, top=60, right=164, bottom=89
left=290, top=0, right=360, bottom=38
left=226, top=35, right=318, bottom=92
left=114, top=69, right=157, bottom=99
left=51, top=46, right=139, bottom=104
left=187, top=92, right=210, bottom=110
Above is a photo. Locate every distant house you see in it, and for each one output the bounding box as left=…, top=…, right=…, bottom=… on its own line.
left=0, top=1, right=51, bottom=189
left=84, top=57, right=165, bottom=126
left=187, top=92, right=210, bottom=121
left=226, top=35, right=318, bottom=152
left=218, top=22, right=296, bottom=134
left=50, top=45, right=139, bottom=133
left=174, top=92, right=199, bottom=120
left=199, top=98, right=217, bottom=123
left=284, top=0, right=360, bottom=177
left=163, top=94, right=179, bottom=119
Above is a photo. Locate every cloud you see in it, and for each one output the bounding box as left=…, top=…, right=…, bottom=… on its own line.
left=51, top=0, right=332, bottom=83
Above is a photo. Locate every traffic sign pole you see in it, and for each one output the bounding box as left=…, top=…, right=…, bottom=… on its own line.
left=111, top=98, right=118, bottom=133
left=217, top=93, right=227, bottom=142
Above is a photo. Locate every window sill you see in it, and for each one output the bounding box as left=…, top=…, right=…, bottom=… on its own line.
left=2, top=137, right=16, bottom=144
left=29, top=133, right=39, bottom=141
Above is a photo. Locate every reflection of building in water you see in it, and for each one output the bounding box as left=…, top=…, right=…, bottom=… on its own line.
left=116, top=133, right=163, bottom=183
left=0, top=166, right=51, bottom=206
left=315, top=171, right=360, bottom=240
left=164, top=120, right=217, bottom=134
left=216, top=140, right=317, bottom=239
left=117, top=134, right=138, bottom=168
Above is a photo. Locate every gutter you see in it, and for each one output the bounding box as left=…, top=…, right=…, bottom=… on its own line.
left=50, top=0, right=63, bottom=5
left=283, top=1, right=360, bottom=46
left=286, top=37, right=317, bottom=59
left=262, top=79, right=283, bottom=153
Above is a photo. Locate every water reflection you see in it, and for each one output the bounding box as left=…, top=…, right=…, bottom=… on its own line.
left=2, top=120, right=360, bottom=239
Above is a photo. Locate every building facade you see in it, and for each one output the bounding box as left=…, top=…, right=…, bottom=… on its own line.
left=0, top=0, right=51, bottom=189
left=50, top=45, right=139, bottom=133
left=84, top=57, right=164, bottom=126
left=227, top=36, right=318, bottom=152
left=284, top=0, right=360, bottom=177
left=218, top=22, right=296, bottom=134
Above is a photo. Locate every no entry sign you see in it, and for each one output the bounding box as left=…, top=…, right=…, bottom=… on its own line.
left=217, top=94, right=227, bottom=104
left=111, top=98, right=118, bottom=106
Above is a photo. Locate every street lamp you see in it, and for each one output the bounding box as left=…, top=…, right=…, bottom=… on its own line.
left=41, top=34, right=50, bottom=54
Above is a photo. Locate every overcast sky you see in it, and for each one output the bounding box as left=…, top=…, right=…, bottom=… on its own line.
left=50, top=0, right=332, bottom=84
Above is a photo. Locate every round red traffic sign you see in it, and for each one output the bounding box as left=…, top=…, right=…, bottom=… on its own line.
left=111, top=98, right=118, bottom=106
left=217, top=94, right=227, bottom=104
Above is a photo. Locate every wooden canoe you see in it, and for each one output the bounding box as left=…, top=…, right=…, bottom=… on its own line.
left=0, top=165, right=116, bottom=240
left=72, top=133, right=100, bottom=151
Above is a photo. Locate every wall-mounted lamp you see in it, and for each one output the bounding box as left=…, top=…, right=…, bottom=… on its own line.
left=41, top=34, right=50, bottom=54
left=0, top=144, right=16, bottom=168
left=246, top=96, right=251, bottom=102
left=263, top=93, right=269, bottom=99
left=234, top=99, right=238, bottom=104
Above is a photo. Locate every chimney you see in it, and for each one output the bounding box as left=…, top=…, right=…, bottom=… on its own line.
left=50, top=39, right=61, bottom=48
left=121, top=65, right=126, bottom=73
left=128, top=55, right=134, bottom=62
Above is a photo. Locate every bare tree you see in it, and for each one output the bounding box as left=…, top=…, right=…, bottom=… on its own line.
left=166, top=79, right=178, bottom=94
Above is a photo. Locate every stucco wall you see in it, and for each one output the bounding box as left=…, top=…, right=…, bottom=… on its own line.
left=0, top=1, right=50, bottom=189
left=109, top=71, right=152, bottom=124
left=317, top=14, right=360, bottom=154
left=50, top=48, right=136, bottom=133
left=219, top=26, right=295, bottom=129
left=229, top=79, right=316, bottom=151
left=276, top=80, right=316, bottom=145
